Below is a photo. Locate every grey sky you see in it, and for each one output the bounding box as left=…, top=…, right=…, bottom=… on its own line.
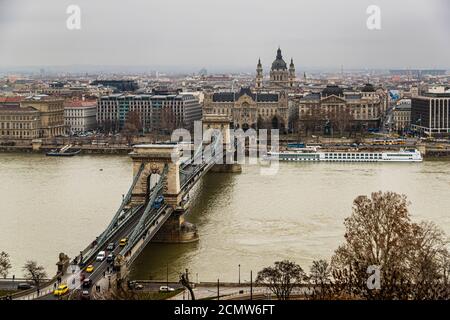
left=0, top=0, right=449, bottom=72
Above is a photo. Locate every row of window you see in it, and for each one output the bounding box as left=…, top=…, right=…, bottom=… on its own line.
left=0, top=122, right=36, bottom=129
left=324, top=153, right=382, bottom=159
left=0, top=130, right=38, bottom=137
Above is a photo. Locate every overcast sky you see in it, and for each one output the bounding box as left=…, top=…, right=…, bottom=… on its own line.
left=0, top=0, right=449, bottom=72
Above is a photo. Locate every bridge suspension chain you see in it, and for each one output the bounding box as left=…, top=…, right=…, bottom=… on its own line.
left=120, top=164, right=169, bottom=257
left=83, top=163, right=145, bottom=263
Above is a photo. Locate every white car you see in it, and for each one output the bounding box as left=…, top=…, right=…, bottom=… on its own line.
left=96, top=251, right=106, bottom=262
left=159, top=286, right=175, bottom=292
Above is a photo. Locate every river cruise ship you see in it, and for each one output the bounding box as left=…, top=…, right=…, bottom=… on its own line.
left=265, top=148, right=422, bottom=163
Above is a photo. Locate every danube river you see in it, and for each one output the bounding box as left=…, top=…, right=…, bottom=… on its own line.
left=1, top=153, right=449, bottom=282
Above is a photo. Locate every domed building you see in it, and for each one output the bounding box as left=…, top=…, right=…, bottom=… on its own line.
left=255, top=47, right=296, bottom=90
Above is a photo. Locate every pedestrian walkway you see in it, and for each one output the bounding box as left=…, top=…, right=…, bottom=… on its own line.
left=14, top=264, right=81, bottom=300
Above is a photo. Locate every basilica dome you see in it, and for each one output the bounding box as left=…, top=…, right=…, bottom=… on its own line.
left=271, top=47, right=287, bottom=70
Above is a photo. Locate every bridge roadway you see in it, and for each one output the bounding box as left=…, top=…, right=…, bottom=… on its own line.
left=36, top=202, right=166, bottom=300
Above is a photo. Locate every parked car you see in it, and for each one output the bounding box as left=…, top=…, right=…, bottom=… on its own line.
left=128, top=281, right=143, bottom=290
left=17, top=283, right=33, bottom=290
left=96, top=251, right=106, bottom=261
left=159, top=286, right=175, bottom=292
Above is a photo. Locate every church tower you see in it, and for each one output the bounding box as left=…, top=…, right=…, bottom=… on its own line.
left=256, top=58, right=263, bottom=89
left=269, top=47, right=289, bottom=87
left=289, top=58, right=296, bottom=87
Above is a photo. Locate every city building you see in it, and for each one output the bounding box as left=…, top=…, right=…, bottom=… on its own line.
left=411, top=89, right=450, bottom=136
left=20, top=95, right=66, bottom=138
left=390, top=69, right=447, bottom=77
left=255, top=47, right=296, bottom=90
left=97, top=90, right=202, bottom=132
left=64, top=99, right=98, bottom=134
left=297, top=84, right=385, bottom=133
left=0, top=95, right=65, bottom=139
left=0, top=105, right=40, bottom=139
left=392, top=99, right=411, bottom=132
left=202, top=87, right=289, bottom=130
left=91, top=80, right=138, bottom=92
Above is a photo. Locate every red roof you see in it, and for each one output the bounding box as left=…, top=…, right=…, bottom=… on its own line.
left=0, top=96, right=24, bottom=103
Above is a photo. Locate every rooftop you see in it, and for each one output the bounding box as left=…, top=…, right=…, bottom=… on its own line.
left=64, top=100, right=97, bottom=108
left=212, top=87, right=279, bottom=102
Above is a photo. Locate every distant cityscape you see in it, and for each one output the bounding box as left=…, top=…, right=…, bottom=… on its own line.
left=0, top=47, right=448, bottom=143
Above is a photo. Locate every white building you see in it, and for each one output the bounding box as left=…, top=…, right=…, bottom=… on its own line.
left=64, top=99, right=97, bottom=134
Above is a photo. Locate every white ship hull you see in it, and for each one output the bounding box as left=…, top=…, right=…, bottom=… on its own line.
left=265, top=149, right=423, bottom=163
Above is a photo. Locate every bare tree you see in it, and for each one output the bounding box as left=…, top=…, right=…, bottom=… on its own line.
left=23, top=260, right=47, bottom=288
left=407, top=221, right=450, bottom=299
left=122, top=111, right=142, bottom=145
left=256, top=260, right=306, bottom=300
left=308, top=259, right=332, bottom=300
left=160, top=107, right=178, bottom=133
left=331, top=191, right=450, bottom=300
left=0, top=251, right=12, bottom=278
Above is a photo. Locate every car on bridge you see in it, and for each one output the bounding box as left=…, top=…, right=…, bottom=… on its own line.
left=106, top=253, right=115, bottom=263
left=82, top=278, right=92, bottom=288
left=53, top=284, right=69, bottom=296
left=152, top=195, right=165, bottom=209
left=96, top=251, right=106, bottom=261
left=85, top=265, right=94, bottom=273
left=119, top=238, right=128, bottom=247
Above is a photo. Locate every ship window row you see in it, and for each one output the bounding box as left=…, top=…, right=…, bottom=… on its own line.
left=324, top=153, right=382, bottom=159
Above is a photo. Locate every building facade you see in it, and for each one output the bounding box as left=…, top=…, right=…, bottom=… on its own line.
left=392, top=99, right=411, bottom=132
left=411, top=91, right=450, bottom=136
left=298, top=84, right=384, bottom=133
left=97, top=91, right=202, bottom=132
left=0, top=95, right=65, bottom=139
left=0, top=106, right=40, bottom=139
left=64, top=99, right=97, bottom=134
left=202, top=87, right=289, bottom=130
left=255, top=47, right=296, bottom=90
left=20, top=96, right=66, bottom=138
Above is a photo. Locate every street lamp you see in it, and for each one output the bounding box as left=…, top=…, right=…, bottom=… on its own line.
left=250, top=270, right=253, bottom=301
left=217, top=278, right=220, bottom=300
left=166, top=263, right=169, bottom=291
left=238, top=264, right=241, bottom=285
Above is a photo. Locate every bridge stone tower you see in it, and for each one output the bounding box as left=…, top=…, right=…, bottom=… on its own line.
left=129, top=144, right=182, bottom=206
left=129, top=144, right=197, bottom=243
left=202, top=114, right=241, bottom=173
